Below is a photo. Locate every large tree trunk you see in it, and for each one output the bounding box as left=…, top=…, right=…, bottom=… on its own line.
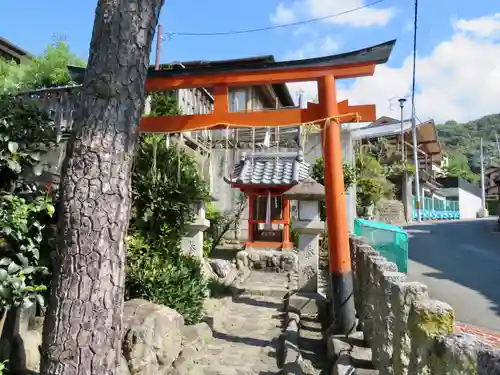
left=40, top=1, right=164, bottom=374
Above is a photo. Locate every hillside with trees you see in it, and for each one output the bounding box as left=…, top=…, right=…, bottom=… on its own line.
left=437, top=114, right=500, bottom=174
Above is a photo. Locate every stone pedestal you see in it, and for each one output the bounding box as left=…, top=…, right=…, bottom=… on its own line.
left=292, top=200, right=324, bottom=293
left=181, top=203, right=210, bottom=259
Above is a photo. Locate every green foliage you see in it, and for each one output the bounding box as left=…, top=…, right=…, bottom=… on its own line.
left=438, top=114, right=500, bottom=171
left=311, top=151, right=393, bottom=212
left=126, top=233, right=207, bottom=324
left=0, top=94, right=58, bottom=191
left=0, top=194, right=53, bottom=309
left=128, top=131, right=212, bottom=323
left=486, top=198, right=499, bottom=216
left=355, top=152, right=394, bottom=207
left=23, top=41, right=86, bottom=89
left=0, top=40, right=86, bottom=93
left=311, top=157, right=356, bottom=190
left=148, top=93, right=182, bottom=116
left=0, top=59, right=28, bottom=93
left=204, top=194, right=247, bottom=255
left=0, top=360, right=7, bottom=375
left=444, top=151, right=479, bottom=184
left=0, top=93, right=58, bottom=310
left=132, top=135, right=210, bottom=242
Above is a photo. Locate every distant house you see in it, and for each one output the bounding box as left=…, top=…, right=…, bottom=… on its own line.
left=0, top=37, right=32, bottom=64
left=351, top=116, right=485, bottom=220
left=351, top=116, right=446, bottom=221
left=437, top=176, right=483, bottom=219
left=485, top=167, right=500, bottom=197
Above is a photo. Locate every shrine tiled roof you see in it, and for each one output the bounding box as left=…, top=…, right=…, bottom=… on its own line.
left=224, top=151, right=310, bottom=187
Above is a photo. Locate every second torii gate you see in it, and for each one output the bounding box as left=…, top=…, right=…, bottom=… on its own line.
left=140, top=40, right=396, bottom=334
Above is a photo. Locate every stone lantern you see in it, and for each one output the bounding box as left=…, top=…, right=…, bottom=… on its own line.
left=181, top=199, right=212, bottom=259
left=283, top=178, right=325, bottom=293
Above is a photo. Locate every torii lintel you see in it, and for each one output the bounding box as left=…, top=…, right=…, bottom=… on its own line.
left=139, top=99, right=376, bottom=133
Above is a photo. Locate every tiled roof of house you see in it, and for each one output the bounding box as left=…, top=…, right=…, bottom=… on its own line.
left=224, top=151, right=310, bottom=186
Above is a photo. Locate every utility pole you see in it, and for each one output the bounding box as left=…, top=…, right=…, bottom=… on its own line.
left=480, top=137, right=486, bottom=209
left=398, top=98, right=406, bottom=159
left=398, top=98, right=409, bottom=222
left=155, top=24, right=163, bottom=70
left=410, top=0, right=421, bottom=222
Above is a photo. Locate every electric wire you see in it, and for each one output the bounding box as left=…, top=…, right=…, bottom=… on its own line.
left=165, top=0, right=389, bottom=37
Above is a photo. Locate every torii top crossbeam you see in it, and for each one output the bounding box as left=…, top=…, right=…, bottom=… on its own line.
left=140, top=40, right=396, bottom=133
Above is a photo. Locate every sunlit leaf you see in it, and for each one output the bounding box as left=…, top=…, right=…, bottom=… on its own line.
left=7, top=262, right=20, bottom=274
left=7, top=141, right=18, bottom=153
left=7, top=159, right=21, bottom=173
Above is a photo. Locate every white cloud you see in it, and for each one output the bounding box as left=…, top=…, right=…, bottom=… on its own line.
left=453, top=13, right=500, bottom=39
left=270, top=0, right=395, bottom=28
left=284, top=36, right=340, bottom=60
left=287, top=13, right=500, bottom=123
left=270, top=3, right=296, bottom=25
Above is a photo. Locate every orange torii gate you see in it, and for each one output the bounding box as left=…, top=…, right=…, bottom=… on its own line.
left=140, top=40, right=396, bottom=333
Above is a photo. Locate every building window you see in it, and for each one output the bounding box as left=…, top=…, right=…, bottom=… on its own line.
left=229, top=89, right=247, bottom=112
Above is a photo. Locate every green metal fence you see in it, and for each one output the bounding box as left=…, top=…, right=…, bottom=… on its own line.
left=412, top=196, right=460, bottom=220
left=354, top=218, right=408, bottom=273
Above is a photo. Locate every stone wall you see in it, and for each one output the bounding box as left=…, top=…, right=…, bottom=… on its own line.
left=347, top=235, right=500, bottom=375
left=375, top=199, right=407, bottom=226
left=0, top=299, right=215, bottom=375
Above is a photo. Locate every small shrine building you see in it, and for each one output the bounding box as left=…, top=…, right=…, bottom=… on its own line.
left=225, top=150, right=311, bottom=250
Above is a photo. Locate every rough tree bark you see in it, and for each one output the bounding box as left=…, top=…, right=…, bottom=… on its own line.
left=40, top=1, right=164, bottom=374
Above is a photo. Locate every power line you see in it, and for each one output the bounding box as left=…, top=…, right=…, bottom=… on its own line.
left=166, top=0, right=389, bottom=37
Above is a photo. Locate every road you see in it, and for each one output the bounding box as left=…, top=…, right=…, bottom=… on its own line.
left=405, top=218, right=500, bottom=331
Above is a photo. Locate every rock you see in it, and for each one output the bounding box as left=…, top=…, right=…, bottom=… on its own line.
left=201, top=259, right=217, bottom=279
left=354, top=369, right=380, bottom=375
left=350, top=345, right=373, bottom=368
left=23, top=330, right=42, bottom=372
left=123, top=299, right=184, bottom=375
left=333, top=354, right=355, bottom=375
left=327, top=336, right=352, bottom=362
left=210, top=259, right=232, bottom=278
left=172, top=323, right=213, bottom=374
left=119, top=355, right=131, bottom=375
left=181, top=322, right=213, bottom=349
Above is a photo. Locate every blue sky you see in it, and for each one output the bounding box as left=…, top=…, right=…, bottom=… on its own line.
left=1, top=0, right=499, bottom=122
left=0, top=0, right=492, bottom=65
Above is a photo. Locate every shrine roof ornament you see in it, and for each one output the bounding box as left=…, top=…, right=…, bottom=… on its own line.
left=283, top=177, right=326, bottom=201
left=224, top=151, right=310, bottom=187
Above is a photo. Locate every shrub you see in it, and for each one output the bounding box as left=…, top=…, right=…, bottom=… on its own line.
left=204, top=194, right=247, bottom=255
left=125, top=232, right=207, bottom=325
left=132, top=137, right=210, bottom=242
left=0, top=94, right=58, bottom=310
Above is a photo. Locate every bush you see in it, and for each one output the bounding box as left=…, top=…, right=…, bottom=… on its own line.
left=486, top=198, right=499, bottom=216
left=132, top=137, right=210, bottom=242
left=0, top=94, right=58, bottom=310
left=125, top=233, right=207, bottom=325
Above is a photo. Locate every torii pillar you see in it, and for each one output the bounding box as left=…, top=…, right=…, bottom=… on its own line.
left=318, top=76, right=356, bottom=333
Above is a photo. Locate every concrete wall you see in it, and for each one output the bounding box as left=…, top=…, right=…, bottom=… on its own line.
left=348, top=235, right=500, bottom=375
left=459, top=187, right=483, bottom=219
